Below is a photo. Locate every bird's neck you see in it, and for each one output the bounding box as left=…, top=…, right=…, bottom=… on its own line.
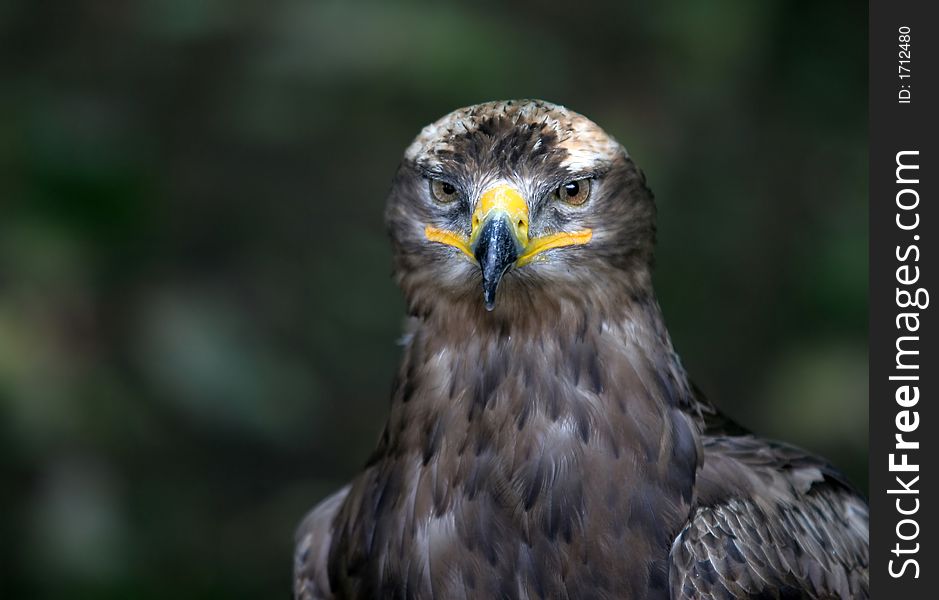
left=377, top=293, right=697, bottom=467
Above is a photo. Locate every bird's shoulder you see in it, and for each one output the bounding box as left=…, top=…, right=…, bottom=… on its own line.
left=669, top=429, right=869, bottom=599
left=294, top=485, right=350, bottom=600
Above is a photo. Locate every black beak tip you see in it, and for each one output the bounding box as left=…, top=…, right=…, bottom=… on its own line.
left=483, top=291, right=497, bottom=312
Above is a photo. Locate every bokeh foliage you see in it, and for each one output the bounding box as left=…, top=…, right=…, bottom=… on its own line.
left=1, top=1, right=866, bottom=597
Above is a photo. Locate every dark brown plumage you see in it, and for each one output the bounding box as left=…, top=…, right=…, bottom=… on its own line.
left=294, top=100, right=869, bottom=599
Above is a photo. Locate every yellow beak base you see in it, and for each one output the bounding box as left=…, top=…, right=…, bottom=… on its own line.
left=424, top=184, right=592, bottom=265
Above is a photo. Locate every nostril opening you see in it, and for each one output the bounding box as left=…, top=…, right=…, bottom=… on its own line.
left=473, top=215, right=480, bottom=228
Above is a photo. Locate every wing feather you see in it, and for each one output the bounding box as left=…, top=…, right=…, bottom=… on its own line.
left=669, top=434, right=868, bottom=599
left=294, top=486, right=350, bottom=600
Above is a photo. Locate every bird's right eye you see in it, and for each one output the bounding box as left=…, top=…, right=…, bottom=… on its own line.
left=430, top=179, right=459, bottom=204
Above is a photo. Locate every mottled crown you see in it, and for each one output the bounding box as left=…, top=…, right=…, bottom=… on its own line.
left=404, top=100, right=626, bottom=172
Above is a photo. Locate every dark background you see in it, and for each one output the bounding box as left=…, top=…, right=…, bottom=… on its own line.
left=1, top=1, right=866, bottom=598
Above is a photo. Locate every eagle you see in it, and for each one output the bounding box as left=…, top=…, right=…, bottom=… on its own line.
left=294, top=100, right=869, bottom=599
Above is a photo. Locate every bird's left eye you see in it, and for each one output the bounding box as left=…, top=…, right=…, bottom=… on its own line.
left=555, top=178, right=591, bottom=205
left=430, top=179, right=459, bottom=203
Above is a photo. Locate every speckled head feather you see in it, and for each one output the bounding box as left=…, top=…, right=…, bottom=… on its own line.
left=294, top=100, right=869, bottom=600
left=405, top=100, right=625, bottom=171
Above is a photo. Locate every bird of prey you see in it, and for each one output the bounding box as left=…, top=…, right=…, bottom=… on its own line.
left=294, top=100, right=869, bottom=599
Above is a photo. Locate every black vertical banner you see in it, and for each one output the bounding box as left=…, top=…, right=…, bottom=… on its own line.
left=870, top=0, right=937, bottom=597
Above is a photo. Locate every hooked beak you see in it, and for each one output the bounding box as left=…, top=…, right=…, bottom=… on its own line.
left=425, top=184, right=592, bottom=310
left=472, top=204, right=523, bottom=310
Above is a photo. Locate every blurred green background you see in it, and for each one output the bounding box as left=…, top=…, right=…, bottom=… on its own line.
left=1, top=1, right=866, bottom=597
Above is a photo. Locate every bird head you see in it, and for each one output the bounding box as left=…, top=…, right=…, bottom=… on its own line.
left=386, top=100, right=656, bottom=317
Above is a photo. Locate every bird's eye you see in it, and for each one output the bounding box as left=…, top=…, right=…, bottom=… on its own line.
left=555, top=178, right=591, bottom=205
left=430, top=179, right=459, bottom=203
